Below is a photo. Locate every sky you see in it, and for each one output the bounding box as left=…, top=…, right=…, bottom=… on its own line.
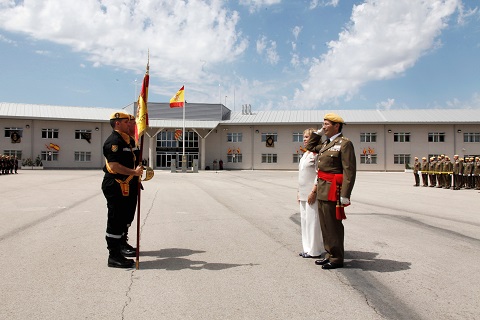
left=0, top=0, right=479, bottom=112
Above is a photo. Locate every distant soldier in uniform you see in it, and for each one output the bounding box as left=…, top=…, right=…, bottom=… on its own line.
left=306, top=113, right=356, bottom=270
left=435, top=155, right=444, bottom=188
left=429, top=157, right=437, bottom=187
left=413, top=157, right=420, bottom=186
left=14, top=156, right=19, bottom=174
left=443, top=156, right=452, bottom=189
left=474, top=157, right=480, bottom=190
left=102, top=112, right=143, bottom=268
left=421, top=157, right=429, bottom=187
left=459, top=158, right=465, bottom=188
left=464, top=157, right=473, bottom=189
left=452, top=155, right=461, bottom=190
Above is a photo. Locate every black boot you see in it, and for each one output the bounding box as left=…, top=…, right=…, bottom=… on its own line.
left=121, top=235, right=136, bottom=257
left=106, top=237, right=134, bottom=268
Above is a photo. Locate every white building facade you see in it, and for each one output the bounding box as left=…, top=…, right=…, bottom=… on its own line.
left=1, top=102, right=480, bottom=171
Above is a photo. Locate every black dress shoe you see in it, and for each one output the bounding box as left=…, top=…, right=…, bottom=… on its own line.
left=303, top=254, right=321, bottom=259
left=108, top=255, right=134, bottom=268
left=321, top=262, right=343, bottom=270
left=299, top=252, right=305, bottom=257
left=315, top=258, right=330, bottom=265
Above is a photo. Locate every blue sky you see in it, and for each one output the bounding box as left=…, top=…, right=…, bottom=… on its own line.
left=0, top=0, right=479, bottom=111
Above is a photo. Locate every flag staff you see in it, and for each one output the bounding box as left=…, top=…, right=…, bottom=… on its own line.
left=134, top=51, right=150, bottom=270
left=182, top=84, right=186, bottom=159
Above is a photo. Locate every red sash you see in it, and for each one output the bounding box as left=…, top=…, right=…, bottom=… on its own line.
left=317, top=171, right=347, bottom=220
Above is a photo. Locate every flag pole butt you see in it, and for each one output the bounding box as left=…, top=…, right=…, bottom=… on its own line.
left=136, top=259, right=139, bottom=270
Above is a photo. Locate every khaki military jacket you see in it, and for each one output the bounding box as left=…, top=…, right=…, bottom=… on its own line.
left=443, top=161, right=453, bottom=173
left=306, top=133, right=356, bottom=201
left=464, top=162, right=473, bottom=176
left=474, top=161, right=480, bottom=176
left=413, top=161, right=420, bottom=173
left=421, top=161, right=429, bottom=172
left=429, top=161, right=437, bottom=173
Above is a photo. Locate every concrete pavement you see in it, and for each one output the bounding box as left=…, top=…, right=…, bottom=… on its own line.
left=0, top=169, right=479, bottom=319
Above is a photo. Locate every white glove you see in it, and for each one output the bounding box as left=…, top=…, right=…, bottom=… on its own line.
left=340, top=197, right=350, bottom=205
left=316, top=128, right=324, bottom=135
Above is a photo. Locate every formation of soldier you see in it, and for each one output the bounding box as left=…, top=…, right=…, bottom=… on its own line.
left=412, top=155, right=480, bottom=190
left=0, top=155, right=19, bottom=175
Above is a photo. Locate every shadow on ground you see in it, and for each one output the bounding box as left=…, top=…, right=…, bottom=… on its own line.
left=344, top=250, right=411, bottom=272
left=138, top=248, right=258, bottom=271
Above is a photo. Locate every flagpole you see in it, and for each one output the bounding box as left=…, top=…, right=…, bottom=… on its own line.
left=136, top=134, right=144, bottom=270
left=135, top=51, right=150, bottom=270
left=182, top=84, right=186, bottom=158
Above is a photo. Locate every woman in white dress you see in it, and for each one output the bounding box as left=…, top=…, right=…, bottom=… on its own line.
left=297, top=128, right=323, bottom=258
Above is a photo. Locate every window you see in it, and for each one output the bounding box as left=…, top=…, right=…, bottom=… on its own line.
left=394, top=132, right=410, bottom=142
left=360, top=132, right=377, bottom=143
left=293, top=154, right=302, bottom=163
left=157, top=131, right=176, bottom=148
left=41, top=150, right=59, bottom=161
left=292, top=132, right=303, bottom=142
left=42, top=128, right=59, bottom=139
left=75, top=130, right=92, bottom=141
left=74, top=151, right=91, bottom=162
left=394, top=154, right=410, bottom=165
left=4, top=127, right=23, bottom=138
left=428, top=132, right=445, bottom=142
left=360, top=154, right=377, bottom=164
left=464, top=133, right=480, bottom=143
left=181, top=131, right=199, bottom=148
left=3, top=150, right=22, bottom=159
left=262, top=153, right=277, bottom=163
left=227, top=132, right=242, bottom=142
left=261, top=133, right=277, bottom=142
left=227, top=153, right=242, bottom=163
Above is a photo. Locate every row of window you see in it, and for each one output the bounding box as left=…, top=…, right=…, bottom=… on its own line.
left=2, top=150, right=92, bottom=162
left=5, top=127, right=480, bottom=144
left=4, top=127, right=93, bottom=140
left=362, top=132, right=480, bottom=143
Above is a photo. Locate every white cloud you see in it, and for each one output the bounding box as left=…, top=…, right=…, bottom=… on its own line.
left=0, top=0, right=248, bottom=86
left=294, top=0, right=461, bottom=108
left=239, top=0, right=282, bottom=13
left=309, top=0, right=340, bottom=10
left=376, top=98, right=395, bottom=110
left=292, top=26, right=302, bottom=40
left=0, top=34, right=16, bottom=45
left=256, top=35, right=279, bottom=65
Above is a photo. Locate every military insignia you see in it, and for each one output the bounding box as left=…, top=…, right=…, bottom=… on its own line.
left=111, top=145, right=118, bottom=152
left=330, top=145, right=341, bottom=152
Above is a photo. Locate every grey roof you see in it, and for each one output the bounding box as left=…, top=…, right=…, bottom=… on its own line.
left=0, top=102, right=117, bottom=122
left=2, top=102, right=480, bottom=125
left=224, top=109, right=480, bottom=125
left=139, top=102, right=230, bottom=121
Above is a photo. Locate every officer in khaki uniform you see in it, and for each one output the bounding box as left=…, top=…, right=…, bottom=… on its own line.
left=413, top=157, right=420, bottom=186
left=474, top=157, right=480, bottom=190
left=443, top=156, right=452, bottom=189
left=452, top=155, right=461, bottom=190
left=305, top=113, right=356, bottom=270
left=464, top=157, right=473, bottom=189
left=421, top=157, right=429, bottom=187
left=428, top=157, right=437, bottom=187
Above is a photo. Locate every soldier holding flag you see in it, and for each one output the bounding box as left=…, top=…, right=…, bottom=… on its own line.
left=102, top=112, right=143, bottom=268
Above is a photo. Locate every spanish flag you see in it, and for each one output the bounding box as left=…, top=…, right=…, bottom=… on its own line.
left=135, top=63, right=149, bottom=145
left=170, top=86, right=185, bottom=108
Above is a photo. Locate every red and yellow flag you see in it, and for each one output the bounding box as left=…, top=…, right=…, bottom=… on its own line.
left=135, top=63, right=149, bottom=145
left=170, top=86, right=184, bottom=108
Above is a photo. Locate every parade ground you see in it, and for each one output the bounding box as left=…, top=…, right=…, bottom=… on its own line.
left=0, top=169, right=479, bottom=320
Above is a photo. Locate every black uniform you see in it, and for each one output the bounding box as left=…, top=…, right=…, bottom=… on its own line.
left=102, top=130, right=139, bottom=267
